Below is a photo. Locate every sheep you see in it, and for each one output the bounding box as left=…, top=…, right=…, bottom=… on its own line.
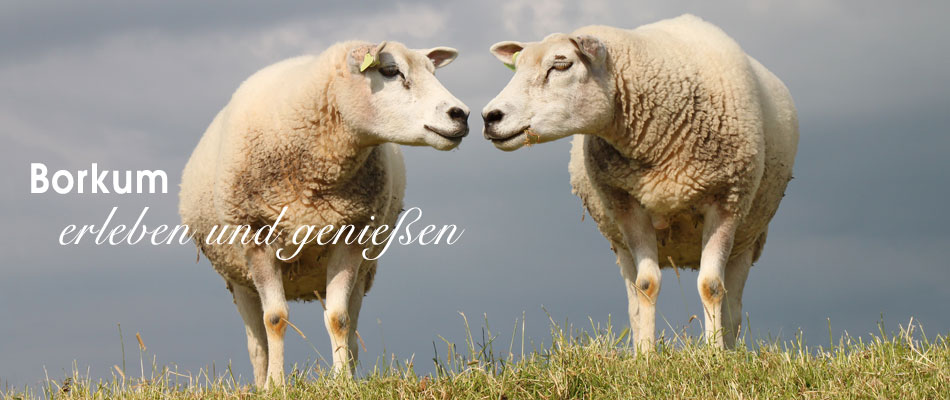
left=482, top=14, right=799, bottom=351
left=179, top=40, right=469, bottom=388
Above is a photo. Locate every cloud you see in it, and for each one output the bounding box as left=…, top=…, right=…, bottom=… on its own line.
left=0, top=3, right=451, bottom=170
left=501, top=0, right=567, bottom=38
left=236, top=3, right=450, bottom=60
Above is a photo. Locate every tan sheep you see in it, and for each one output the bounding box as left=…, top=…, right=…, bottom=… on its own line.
left=179, top=40, right=468, bottom=387
left=482, top=14, right=799, bottom=351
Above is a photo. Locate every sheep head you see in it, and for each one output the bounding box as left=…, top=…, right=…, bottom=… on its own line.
left=482, top=34, right=615, bottom=151
left=335, top=41, right=469, bottom=151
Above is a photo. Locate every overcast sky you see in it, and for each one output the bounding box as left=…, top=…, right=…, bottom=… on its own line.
left=1, top=0, right=949, bottom=390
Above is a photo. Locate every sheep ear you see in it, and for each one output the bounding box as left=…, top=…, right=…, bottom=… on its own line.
left=417, top=47, right=458, bottom=69
left=489, top=41, right=525, bottom=69
left=570, top=35, right=606, bottom=65
left=371, top=41, right=388, bottom=58
left=350, top=41, right=388, bottom=73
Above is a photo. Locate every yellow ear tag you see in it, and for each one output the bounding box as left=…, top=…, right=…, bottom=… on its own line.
left=505, top=51, right=520, bottom=71
left=359, top=53, right=378, bottom=72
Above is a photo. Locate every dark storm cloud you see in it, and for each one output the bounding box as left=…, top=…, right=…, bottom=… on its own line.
left=0, top=1, right=393, bottom=61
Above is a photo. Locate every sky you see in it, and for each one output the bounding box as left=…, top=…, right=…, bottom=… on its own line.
left=1, top=0, right=949, bottom=390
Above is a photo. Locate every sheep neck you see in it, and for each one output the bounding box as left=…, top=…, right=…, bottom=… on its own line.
left=595, top=33, right=706, bottom=173
left=295, top=73, right=374, bottom=192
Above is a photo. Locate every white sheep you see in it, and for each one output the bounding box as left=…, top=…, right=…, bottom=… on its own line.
left=482, top=14, right=799, bottom=350
left=179, top=40, right=469, bottom=387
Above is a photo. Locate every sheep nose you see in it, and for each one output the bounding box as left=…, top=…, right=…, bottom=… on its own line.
left=447, top=107, right=469, bottom=124
left=483, top=109, right=504, bottom=127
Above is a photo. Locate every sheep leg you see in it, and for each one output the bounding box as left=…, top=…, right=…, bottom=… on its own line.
left=245, top=244, right=288, bottom=388
left=614, top=245, right=641, bottom=347
left=613, top=202, right=660, bottom=353
left=722, top=248, right=753, bottom=349
left=323, top=245, right=363, bottom=377
left=698, top=206, right=738, bottom=348
left=231, top=284, right=269, bottom=388
left=345, top=268, right=367, bottom=367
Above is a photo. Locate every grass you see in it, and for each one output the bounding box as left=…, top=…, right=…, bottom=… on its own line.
left=4, top=316, right=948, bottom=399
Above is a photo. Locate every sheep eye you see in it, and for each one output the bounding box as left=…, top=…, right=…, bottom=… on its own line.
left=552, top=61, right=573, bottom=71
left=380, top=65, right=401, bottom=78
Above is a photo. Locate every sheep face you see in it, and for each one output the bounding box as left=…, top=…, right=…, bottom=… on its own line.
left=482, top=34, right=615, bottom=151
left=336, top=41, right=469, bottom=151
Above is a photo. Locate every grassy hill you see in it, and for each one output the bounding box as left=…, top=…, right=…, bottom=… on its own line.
left=6, top=318, right=948, bottom=399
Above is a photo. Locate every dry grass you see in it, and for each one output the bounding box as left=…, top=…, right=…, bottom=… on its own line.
left=4, top=317, right=947, bottom=399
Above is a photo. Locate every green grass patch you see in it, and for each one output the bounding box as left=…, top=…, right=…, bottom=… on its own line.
left=5, top=317, right=948, bottom=399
